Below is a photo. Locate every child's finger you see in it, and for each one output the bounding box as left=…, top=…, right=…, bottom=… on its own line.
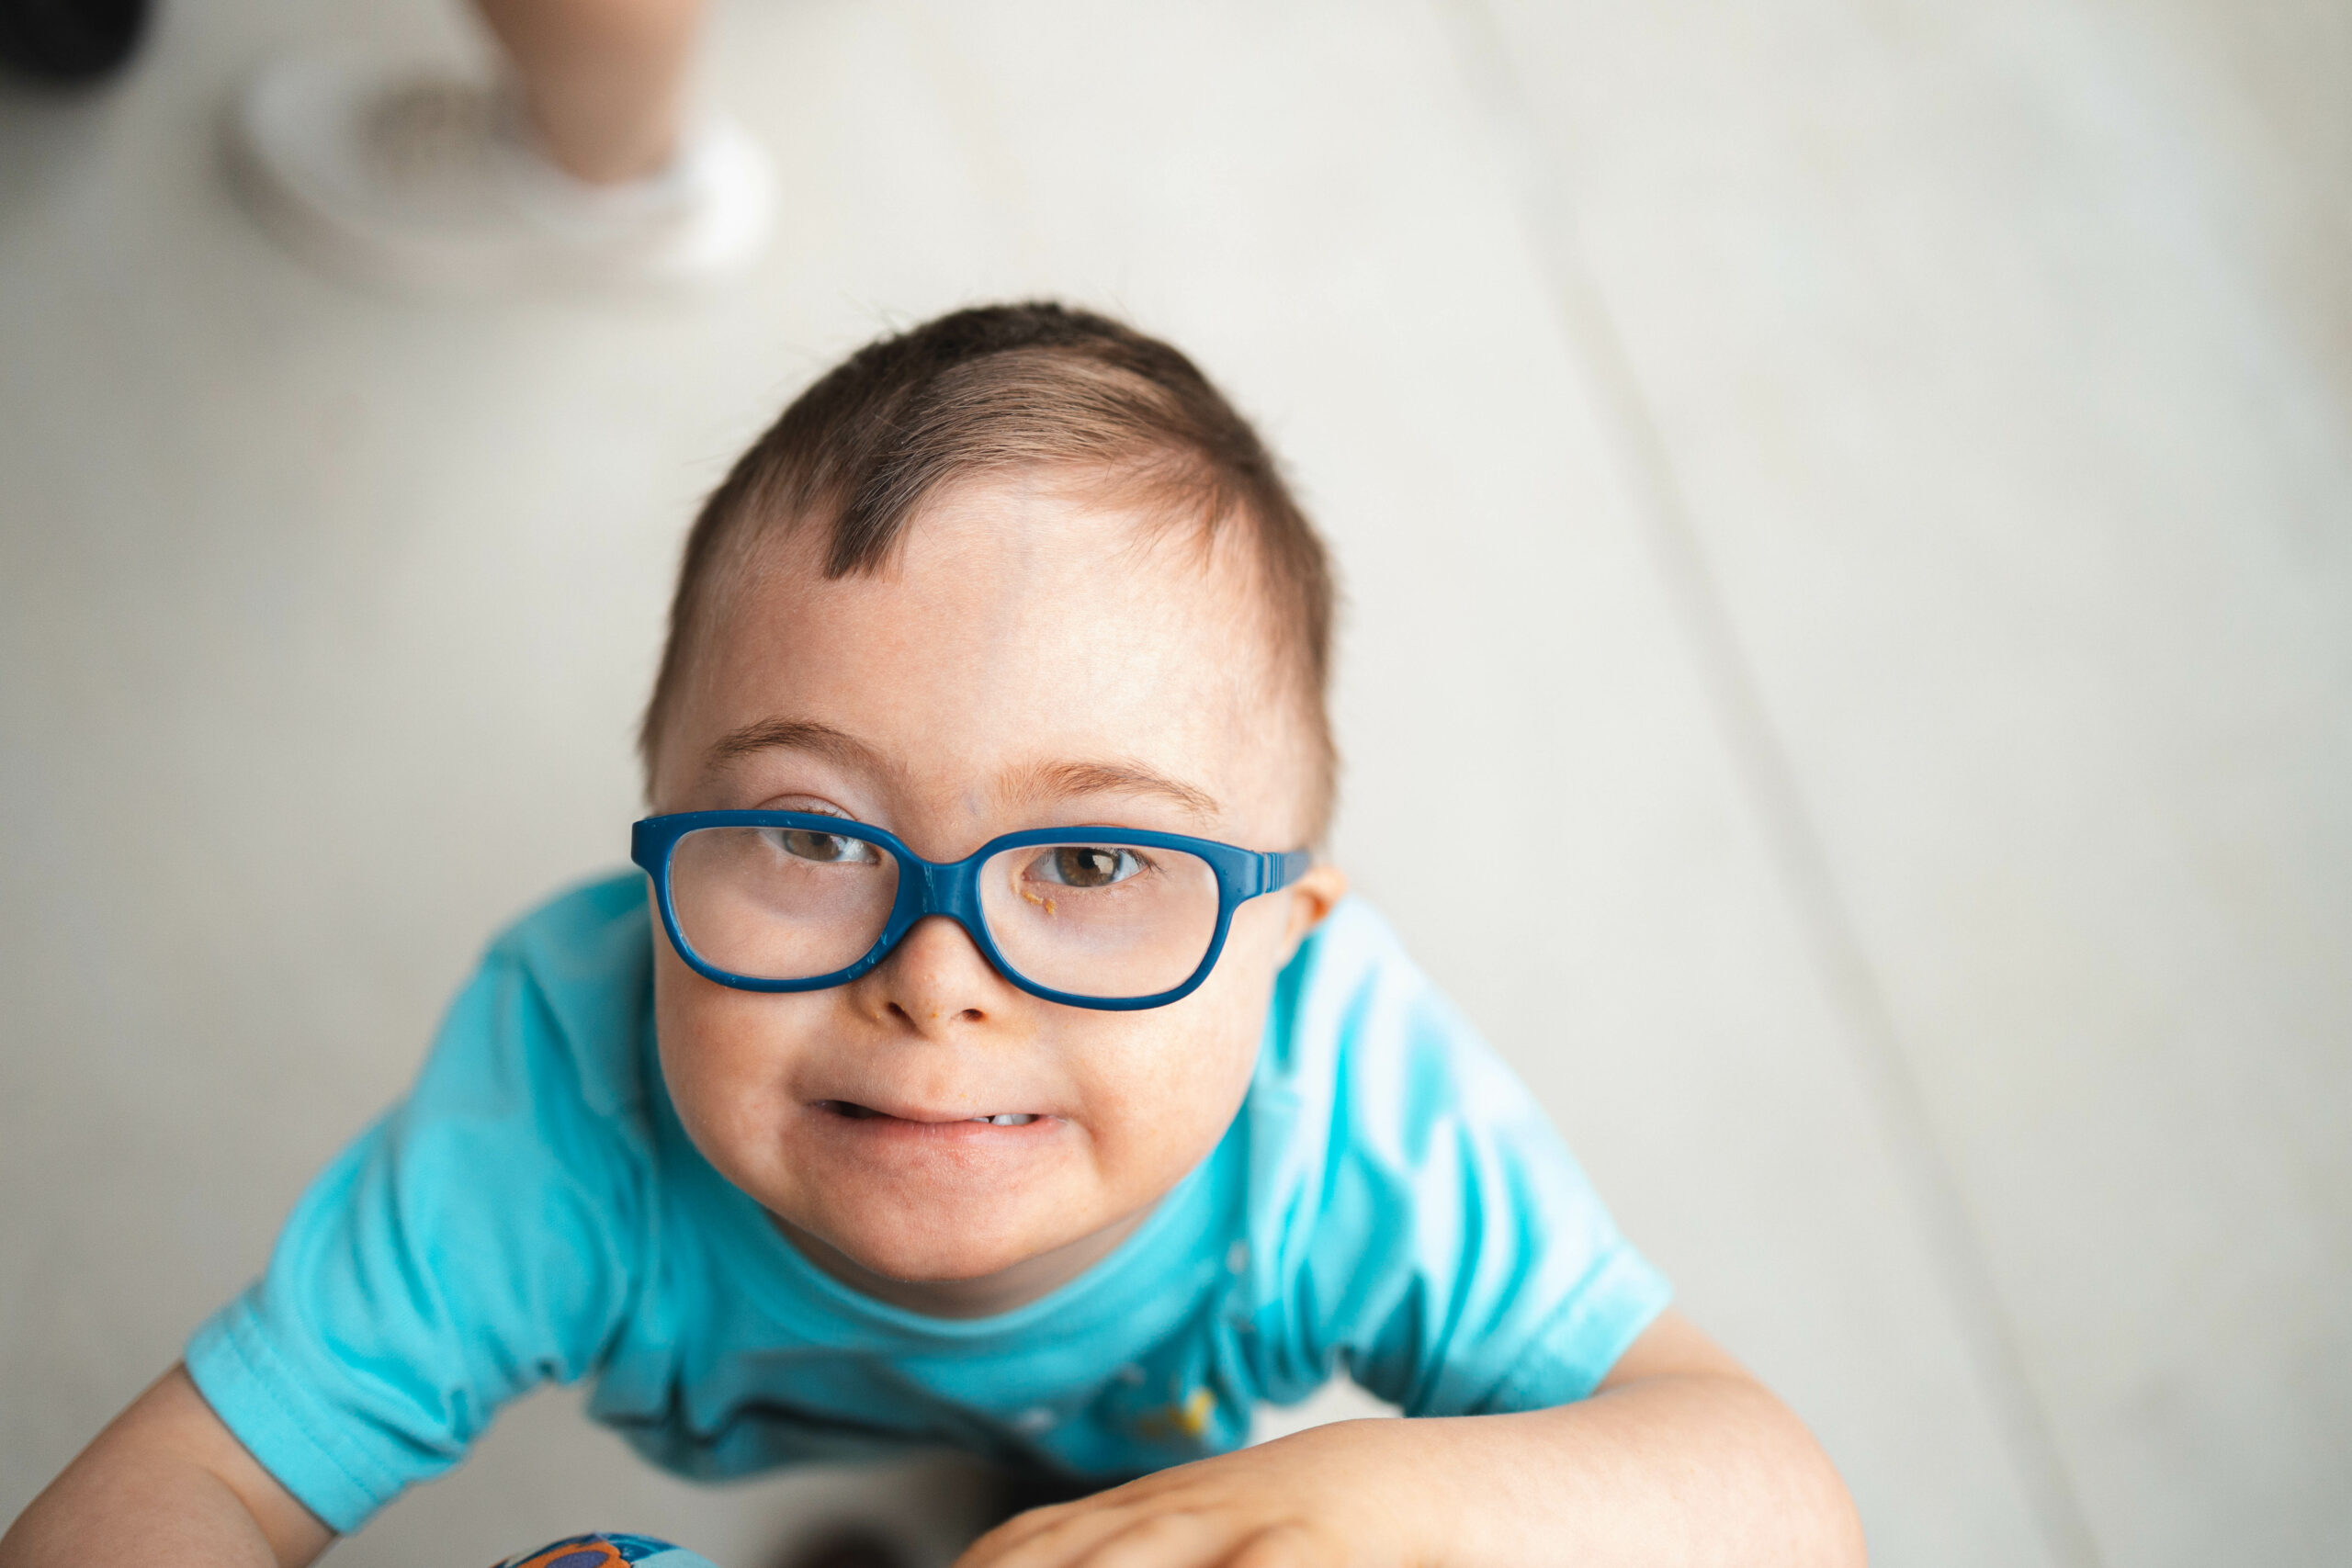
left=963, top=1498, right=1086, bottom=1560
left=957, top=1495, right=1136, bottom=1568
left=1216, top=1522, right=1346, bottom=1568
left=965, top=1496, right=1216, bottom=1568
left=1029, top=1507, right=1228, bottom=1568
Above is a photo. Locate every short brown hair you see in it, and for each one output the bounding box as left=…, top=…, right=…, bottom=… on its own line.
left=639, top=301, right=1339, bottom=833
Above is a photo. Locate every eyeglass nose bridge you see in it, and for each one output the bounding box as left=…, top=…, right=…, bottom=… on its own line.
left=868, top=843, right=998, bottom=974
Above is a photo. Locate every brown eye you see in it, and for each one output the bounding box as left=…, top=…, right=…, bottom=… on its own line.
left=1039, top=846, right=1142, bottom=888
left=775, top=829, right=876, bottom=865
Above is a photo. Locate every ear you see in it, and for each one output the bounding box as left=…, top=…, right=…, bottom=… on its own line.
left=1275, top=861, right=1349, bottom=964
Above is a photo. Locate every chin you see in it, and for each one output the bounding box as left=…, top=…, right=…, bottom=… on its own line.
left=827, top=1210, right=1062, bottom=1284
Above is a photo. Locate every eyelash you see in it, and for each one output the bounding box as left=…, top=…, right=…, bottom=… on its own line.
left=752, top=795, right=854, bottom=818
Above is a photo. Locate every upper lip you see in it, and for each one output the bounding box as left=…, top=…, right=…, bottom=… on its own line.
left=813, top=1094, right=1046, bottom=1123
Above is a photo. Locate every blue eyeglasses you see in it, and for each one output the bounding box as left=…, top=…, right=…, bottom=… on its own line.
left=631, top=812, right=1312, bottom=1010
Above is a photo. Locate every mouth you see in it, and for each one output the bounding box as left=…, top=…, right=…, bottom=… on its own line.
left=817, top=1100, right=1041, bottom=1128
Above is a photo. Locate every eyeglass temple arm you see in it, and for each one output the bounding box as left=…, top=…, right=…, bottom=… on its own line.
left=1255, top=850, right=1314, bottom=897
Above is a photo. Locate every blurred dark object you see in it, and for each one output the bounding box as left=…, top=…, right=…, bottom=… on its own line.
left=986, top=1467, right=1102, bottom=1523
left=770, top=1529, right=910, bottom=1568
left=0, top=0, right=151, bottom=83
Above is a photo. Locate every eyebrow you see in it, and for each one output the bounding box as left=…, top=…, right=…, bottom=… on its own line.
left=705, top=716, right=891, bottom=777
left=707, top=716, right=1221, bottom=822
left=999, top=759, right=1223, bottom=823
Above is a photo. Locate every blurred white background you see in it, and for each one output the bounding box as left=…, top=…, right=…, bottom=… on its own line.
left=3, top=2, right=2346, bottom=1565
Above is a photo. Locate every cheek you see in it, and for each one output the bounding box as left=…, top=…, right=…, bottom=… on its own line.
left=1072, top=1029, right=1252, bottom=1218
left=1080, top=916, right=1286, bottom=1185
left=1203, top=895, right=1298, bottom=1006
left=652, top=946, right=818, bottom=1171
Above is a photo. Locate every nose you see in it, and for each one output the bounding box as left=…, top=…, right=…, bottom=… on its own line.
left=854, top=913, right=1009, bottom=1032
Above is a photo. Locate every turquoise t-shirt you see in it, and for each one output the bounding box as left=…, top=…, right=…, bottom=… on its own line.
left=187, top=874, right=1669, bottom=1534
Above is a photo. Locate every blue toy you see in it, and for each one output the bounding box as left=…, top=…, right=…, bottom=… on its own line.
left=492, top=1533, right=720, bottom=1568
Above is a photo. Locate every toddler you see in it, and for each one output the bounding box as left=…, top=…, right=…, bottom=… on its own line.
left=2, top=304, right=1862, bottom=1568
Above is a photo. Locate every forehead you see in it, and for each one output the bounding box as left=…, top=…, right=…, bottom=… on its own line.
left=665, top=474, right=1307, bottom=833
left=724, top=472, right=1272, bottom=693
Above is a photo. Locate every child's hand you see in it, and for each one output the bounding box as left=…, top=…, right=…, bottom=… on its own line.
left=958, top=1419, right=1423, bottom=1568
left=956, top=1314, right=1865, bottom=1568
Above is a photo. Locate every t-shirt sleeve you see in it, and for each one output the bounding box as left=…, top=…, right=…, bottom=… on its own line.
left=185, top=896, right=650, bottom=1533
left=1252, top=902, right=1672, bottom=1418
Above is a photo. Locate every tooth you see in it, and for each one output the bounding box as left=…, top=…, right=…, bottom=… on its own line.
left=990, top=1113, right=1035, bottom=1126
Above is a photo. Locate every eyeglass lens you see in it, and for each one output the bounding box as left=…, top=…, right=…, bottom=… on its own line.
left=667, top=827, right=1224, bottom=999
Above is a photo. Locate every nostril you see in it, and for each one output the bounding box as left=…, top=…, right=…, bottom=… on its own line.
left=956, top=1009, right=983, bottom=1022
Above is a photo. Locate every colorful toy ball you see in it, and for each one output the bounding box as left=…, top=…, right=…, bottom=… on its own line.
left=492, top=1533, right=721, bottom=1568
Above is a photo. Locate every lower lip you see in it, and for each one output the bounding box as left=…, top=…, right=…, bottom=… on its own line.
left=808, top=1103, right=1061, bottom=1147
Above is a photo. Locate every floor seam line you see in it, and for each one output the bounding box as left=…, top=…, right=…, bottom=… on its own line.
left=1429, top=4, right=2107, bottom=1563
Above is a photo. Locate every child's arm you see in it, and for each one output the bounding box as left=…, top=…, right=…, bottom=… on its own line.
left=962, top=1311, right=1864, bottom=1568
left=0, top=1366, right=333, bottom=1568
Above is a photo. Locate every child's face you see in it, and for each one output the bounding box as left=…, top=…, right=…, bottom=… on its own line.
left=648, top=473, right=1343, bottom=1315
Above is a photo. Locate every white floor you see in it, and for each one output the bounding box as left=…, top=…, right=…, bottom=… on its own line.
left=3, top=2, right=2346, bottom=1565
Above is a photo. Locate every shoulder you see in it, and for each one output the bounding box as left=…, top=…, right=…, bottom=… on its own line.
left=1241, top=899, right=1668, bottom=1413
left=488, top=866, right=653, bottom=984
left=1258, top=897, right=1520, bottom=1148
left=1248, top=897, right=1585, bottom=1256
left=427, top=869, right=657, bottom=1125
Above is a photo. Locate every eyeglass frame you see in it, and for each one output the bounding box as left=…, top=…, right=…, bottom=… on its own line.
left=631, top=810, right=1314, bottom=1011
